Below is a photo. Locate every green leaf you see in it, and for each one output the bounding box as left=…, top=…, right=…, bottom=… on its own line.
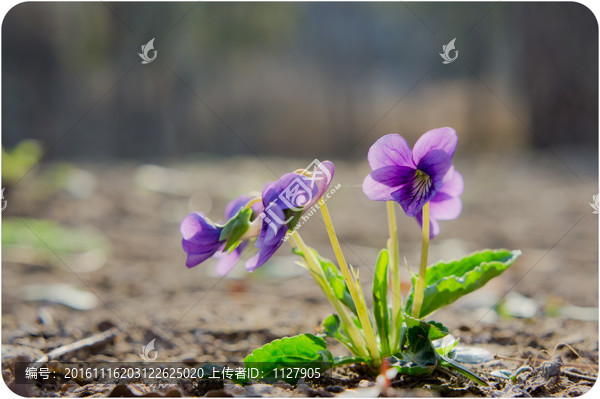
left=319, top=314, right=359, bottom=355
left=243, top=334, right=333, bottom=384
left=439, top=355, right=489, bottom=386
left=426, top=320, right=450, bottom=341
left=406, top=249, right=521, bottom=318
left=322, top=261, right=357, bottom=315
left=390, top=354, right=434, bottom=376
left=219, top=208, right=252, bottom=252
left=404, top=323, right=438, bottom=368
left=434, top=335, right=460, bottom=358
left=372, top=249, right=390, bottom=354
left=2, top=139, right=42, bottom=185
left=321, top=314, right=341, bottom=339
left=404, top=315, right=448, bottom=341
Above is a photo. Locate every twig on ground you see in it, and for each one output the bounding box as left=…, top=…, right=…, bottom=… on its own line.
left=562, top=370, right=598, bottom=382
left=35, top=327, right=119, bottom=363
left=494, top=354, right=598, bottom=370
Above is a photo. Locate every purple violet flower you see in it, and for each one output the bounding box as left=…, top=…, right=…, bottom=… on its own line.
left=213, top=195, right=263, bottom=276
left=180, top=194, right=262, bottom=274
left=246, top=161, right=335, bottom=271
left=362, top=128, right=463, bottom=237
left=181, top=160, right=335, bottom=274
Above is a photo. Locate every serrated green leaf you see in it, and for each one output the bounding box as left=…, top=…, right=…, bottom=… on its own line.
left=406, top=249, right=521, bottom=318
left=243, top=334, right=333, bottom=384
left=372, top=249, right=390, bottom=354
left=404, top=324, right=438, bottom=368
left=426, top=320, right=449, bottom=341
left=219, top=208, right=252, bottom=252
left=404, top=315, right=448, bottom=341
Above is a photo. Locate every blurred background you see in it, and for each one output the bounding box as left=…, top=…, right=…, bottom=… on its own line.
left=1, top=2, right=598, bottom=382
left=2, top=2, right=598, bottom=159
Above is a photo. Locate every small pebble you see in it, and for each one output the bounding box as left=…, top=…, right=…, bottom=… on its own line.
left=295, top=382, right=310, bottom=395
left=205, top=389, right=232, bottom=397
left=325, top=385, right=345, bottom=393
left=358, top=379, right=375, bottom=388
left=273, top=380, right=293, bottom=390
left=224, top=383, right=247, bottom=396
left=540, top=355, right=563, bottom=381
left=97, top=320, right=116, bottom=332
left=246, top=383, right=273, bottom=395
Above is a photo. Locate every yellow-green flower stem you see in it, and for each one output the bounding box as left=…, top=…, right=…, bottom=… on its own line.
left=242, top=197, right=263, bottom=212
left=289, top=232, right=370, bottom=360
left=386, top=201, right=402, bottom=352
left=411, top=201, right=430, bottom=319
left=319, top=201, right=381, bottom=367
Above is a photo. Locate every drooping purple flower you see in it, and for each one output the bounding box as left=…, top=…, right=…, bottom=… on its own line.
left=362, top=128, right=462, bottom=237
left=246, top=161, right=335, bottom=271
left=212, top=195, right=263, bottom=276
left=180, top=212, right=225, bottom=268
left=181, top=161, right=336, bottom=274
left=181, top=194, right=262, bottom=274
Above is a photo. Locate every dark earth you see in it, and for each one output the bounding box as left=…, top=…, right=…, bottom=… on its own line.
left=2, top=151, right=598, bottom=396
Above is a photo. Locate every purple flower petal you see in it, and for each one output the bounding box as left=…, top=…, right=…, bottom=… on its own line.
left=392, top=151, right=451, bottom=217
left=180, top=213, right=223, bottom=254
left=438, top=170, right=464, bottom=197
left=362, top=174, right=396, bottom=201
left=430, top=195, right=462, bottom=221
left=368, top=134, right=415, bottom=169
left=180, top=212, right=219, bottom=241
left=304, top=161, right=335, bottom=208
left=246, top=205, right=288, bottom=272
left=412, top=127, right=457, bottom=165
left=262, top=173, right=298, bottom=206
left=415, top=150, right=452, bottom=186
left=185, top=252, right=215, bottom=268
left=181, top=238, right=223, bottom=254
left=362, top=165, right=416, bottom=201
left=214, top=243, right=246, bottom=276
left=180, top=212, right=225, bottom=267
left=262, top=172, right=317, bottom=211
left=225, top=195, right=251, bottom=219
